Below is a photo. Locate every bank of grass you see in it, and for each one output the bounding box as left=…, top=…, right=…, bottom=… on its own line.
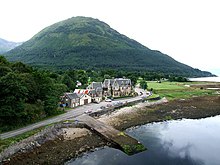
left=146, top=94, right=160, bottom=100
left=0, top=125, right=52, bottom=153
left=147, top=81, right=215, bottom=100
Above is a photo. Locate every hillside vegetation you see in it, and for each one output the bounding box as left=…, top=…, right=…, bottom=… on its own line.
left=5, top=16, right=213, bottom=77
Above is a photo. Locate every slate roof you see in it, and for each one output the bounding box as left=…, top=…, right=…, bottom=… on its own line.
left=103, top=79, right=114, bottom=88
left=88, top=82, right=103, bottom=92
left=92, top=82, right=102, bottom=89
left=90, top=90, right=96, bottom=95
left=65, top=93, right=79, bottom=99
left=114, top=78, right=131, bottom=86
left=77, top=93, right=84, bottom=98
left=103, top=78, right=131, bottom=88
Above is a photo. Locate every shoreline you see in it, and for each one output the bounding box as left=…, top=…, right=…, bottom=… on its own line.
left=102, top=95, right=220, bottom=131
left=2, top=95, right=220, bottom=164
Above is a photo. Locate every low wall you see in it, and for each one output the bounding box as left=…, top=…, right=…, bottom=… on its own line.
left=90, top=98, right=143, bottom=117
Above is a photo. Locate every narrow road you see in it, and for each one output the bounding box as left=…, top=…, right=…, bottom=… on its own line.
left=0, top=89, right=146, bottom=139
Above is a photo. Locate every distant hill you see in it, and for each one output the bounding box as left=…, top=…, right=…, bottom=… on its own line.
left=5, top=16, right=213, bottom=77
left=0, top=38, right=22, bottom=54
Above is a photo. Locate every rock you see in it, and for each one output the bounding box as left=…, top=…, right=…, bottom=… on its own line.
left=79, top=147, right=85, bottom=152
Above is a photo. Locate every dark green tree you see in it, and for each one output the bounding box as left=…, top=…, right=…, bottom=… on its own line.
left=0, top=72, right=28, bottom=127
left=140, top=80, right=148, bottom=90
left=61, top=74, right=76, bottom=91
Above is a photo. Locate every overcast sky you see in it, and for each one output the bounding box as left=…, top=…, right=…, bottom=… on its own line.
left=0, top=0, right=219, bottom=75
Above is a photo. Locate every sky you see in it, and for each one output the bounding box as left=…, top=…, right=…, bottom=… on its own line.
left=0, top=0, right=219, bottom=75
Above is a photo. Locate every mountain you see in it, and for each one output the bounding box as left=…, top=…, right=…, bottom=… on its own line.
left=5, top=16, right=213, bottom=77
left=0, top=38, right=22, bottom=54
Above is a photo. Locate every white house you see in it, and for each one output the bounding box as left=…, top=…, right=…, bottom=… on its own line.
left=78, top=93, right=92, bottom=105
left=73, top=89, right=92, bottom=105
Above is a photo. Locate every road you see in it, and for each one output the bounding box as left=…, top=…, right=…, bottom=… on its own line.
left=0, top=88, right=146, bottom=139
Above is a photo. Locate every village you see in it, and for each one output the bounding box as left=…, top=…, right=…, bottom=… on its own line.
left=0, top=77, right=149, bottom=160
left=61, top=78, right=136, bottom=109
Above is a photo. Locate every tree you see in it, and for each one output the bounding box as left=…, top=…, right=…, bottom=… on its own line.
left=76, top=70, right=89, bottom=86
left=0, top=56, right=9, bottom=65
left=0, top=66, right=12, bottom=77
left=140, top=80, right=148, bottom=90
left=61, top=74, right=76, bottom=91
left=0, top=72, right=28, bottom=126
left=126, top=74, right=138, bottom=86
left=11, top=62, right=32, bottom=73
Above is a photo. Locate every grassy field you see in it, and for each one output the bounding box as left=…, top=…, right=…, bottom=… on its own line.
left=147, top=81, right=186, bottom=90
left=147, top=81, right=215, bottom=100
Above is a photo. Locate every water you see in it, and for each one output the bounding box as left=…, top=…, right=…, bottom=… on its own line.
left=189, top=77, right=220, bottom=82
left=66, top=116, right=220, bottom=165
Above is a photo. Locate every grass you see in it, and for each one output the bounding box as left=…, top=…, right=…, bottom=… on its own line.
left=164, top=115, right=173, bottom=120
left=158, top=89, right=213, bottom=100
left=122, top=144, right=146, bottom=155
left=113, top=95, right=133, bottom=100
left=146, top=93, right=160, bottom=100
left=0, top=125, right=52, bottom=153
left=147, top=81, right=186, bottom=90
left=147, top=81, right=215, bottom=101
left=117, top=132, right=127, bottom=137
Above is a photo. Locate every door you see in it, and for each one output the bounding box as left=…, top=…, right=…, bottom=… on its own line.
left=84, top=99, right=88, bottom=105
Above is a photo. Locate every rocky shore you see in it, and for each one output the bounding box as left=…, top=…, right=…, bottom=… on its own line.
left=1, top=95, right=220, bottom=165
left=101, top=95, right=220, bottom=131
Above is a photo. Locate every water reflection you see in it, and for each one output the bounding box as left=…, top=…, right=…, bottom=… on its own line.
left=66, top=116, right=220, bottom=165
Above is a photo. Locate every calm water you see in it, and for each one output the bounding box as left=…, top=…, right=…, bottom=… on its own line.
left=66, top=116, right=220, bottom=165
left=189, top=77, right=220, bottom=82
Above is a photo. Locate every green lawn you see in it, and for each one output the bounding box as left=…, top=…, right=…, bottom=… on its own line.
left=147, top=81, right=186, bottom=90
left=146, top=81, right=215, bottom=100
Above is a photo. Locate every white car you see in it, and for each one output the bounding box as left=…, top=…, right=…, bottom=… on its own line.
left=84, top=109, right=92, bottom=114
left=105, top=99, right=112, bottom=102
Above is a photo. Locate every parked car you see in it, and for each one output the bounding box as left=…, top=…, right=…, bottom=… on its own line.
left=100, top=106, right=105, bottom=109
left=117, top=101, right=123, bottom=105
left=84, top=109, right=92, bottom=114
left=105, top=98, right=112, bottom=102
left=106, top=104, right=112, bottom=107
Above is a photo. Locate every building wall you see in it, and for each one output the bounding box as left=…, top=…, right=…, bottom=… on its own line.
left=71, top=99, right=80, bottom=108
left=63, top=96, right=72, bottom=108
left=79, top=94, right=92, bottom=105
left=93, top=97, right=102, bottom=103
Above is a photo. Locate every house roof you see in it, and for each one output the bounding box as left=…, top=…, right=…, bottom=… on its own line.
left=65, top=93, right=79, bottom=99
left=77, top=93, right=91, bottom=99
left=103, top=78, right=131, bottom=88
left=88, top=82, right=103, bottom=91
left=77, top=93, right=84, bottom=98
left=90, top=89, right=96, bottom=94
left=114, top=78, right=131, bottom=86
left=103, top=79, right=114, bottom=88
left=92, top=82, right=102, bottom=89
left=74, top=89, right=89, bottom=94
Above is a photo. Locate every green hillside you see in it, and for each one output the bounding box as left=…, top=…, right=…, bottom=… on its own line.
left=5, top=16, right=213, bottom=77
